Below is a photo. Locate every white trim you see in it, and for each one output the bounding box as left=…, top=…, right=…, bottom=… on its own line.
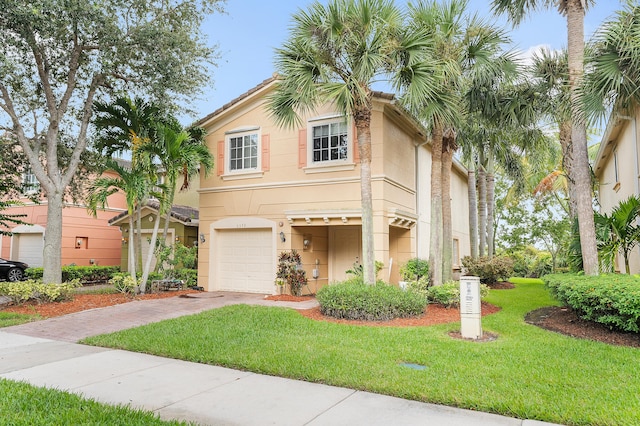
left=225, top=126, right=260, bottom=135
left=221, top=171, right=265, bottom=181
left=306, top=116, right=352, bottom=169
left=225, top=128, right=262, bottom=176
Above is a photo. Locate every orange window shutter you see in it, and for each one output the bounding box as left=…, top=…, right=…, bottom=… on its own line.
left=217, top=140, right=224, bottom=176
left=262, top=134, right=270, bottom=171
left=298, top=129, right=307, bottom=168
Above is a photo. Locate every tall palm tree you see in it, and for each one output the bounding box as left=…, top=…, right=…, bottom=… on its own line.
left=408, top=0, right=516, bottom=282
left=94, top=97, right=162, bottom=272
left=268, top=0, right=443, bottom=284
left=491, top=0, right=599, bottom=275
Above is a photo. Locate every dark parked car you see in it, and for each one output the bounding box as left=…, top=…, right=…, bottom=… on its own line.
left=0, top=258, right=28, bottom=281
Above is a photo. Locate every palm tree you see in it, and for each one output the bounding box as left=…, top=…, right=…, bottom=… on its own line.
left=491, top=0, right=599, bottom=275
left=268, top=0, right=442, bottom=284
left=86, top=159, right=153, bottom=284
left=594, top=195, right=640, bottom=274
left=94, top=97, right=162, bottom=272
left=409, top=0, right=524, bottom=280
left=584, top=2, right=640, bottom=127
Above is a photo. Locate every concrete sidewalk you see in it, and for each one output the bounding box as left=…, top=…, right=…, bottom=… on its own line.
left=0, top=292, right=562, bottom=426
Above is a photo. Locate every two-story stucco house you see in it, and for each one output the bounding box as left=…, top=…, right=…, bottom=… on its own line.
left=196, top=76, right=470, bottom=294
left=594, top=105, right=640, bottom=273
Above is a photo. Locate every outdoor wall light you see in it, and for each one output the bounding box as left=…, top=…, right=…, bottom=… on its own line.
left=303, top=239, right=310, bottom=249
left=200, top=233, right=206, bottom=243
left=279, top=231, right=286, bottom=243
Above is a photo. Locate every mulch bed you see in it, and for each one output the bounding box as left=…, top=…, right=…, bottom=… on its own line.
left=525, top=306, right=640, bottom=348
left=1, top=290, right=198, bottom=318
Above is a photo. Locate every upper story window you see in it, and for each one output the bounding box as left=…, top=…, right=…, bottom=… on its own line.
left=312, top=122, right=348, bottom=163
left=302, top=115, right=355, bottom=173
left=22, top=171, right=39, bottom=194
left=229, top=132, right=258, bottom=171
left=218, top=127, right=268, bottom=181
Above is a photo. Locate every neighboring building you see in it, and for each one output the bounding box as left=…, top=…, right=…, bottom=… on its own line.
left=0, top=168, right=127, bottom=267
left=108, top=201, right=200, bottom=272
left=594, top=105, right=640, bottom=273
left=196, top=76, right=471, bottom=295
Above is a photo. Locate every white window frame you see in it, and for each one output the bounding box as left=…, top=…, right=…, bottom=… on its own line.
left=22, top=171, right=40, bottom=195
left=223, top=127, right=263, bottom=180
left=305, top=115, right=355, bottom=173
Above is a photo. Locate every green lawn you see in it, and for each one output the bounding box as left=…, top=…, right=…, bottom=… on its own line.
left=0, top=311, right=39, bottom=327
left=83, top=278, right=640, bottom=426
left=0, top=379, right=193, bottom=425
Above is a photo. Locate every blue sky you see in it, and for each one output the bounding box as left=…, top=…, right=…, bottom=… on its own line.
left=188, top=0, right=624, bottom=125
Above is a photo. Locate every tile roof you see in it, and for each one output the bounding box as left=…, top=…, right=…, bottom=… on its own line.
left=108, top=201, right=198, bottom=225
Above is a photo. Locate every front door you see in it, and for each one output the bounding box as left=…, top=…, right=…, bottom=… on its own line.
left=329, top=226, right=362, bottom=282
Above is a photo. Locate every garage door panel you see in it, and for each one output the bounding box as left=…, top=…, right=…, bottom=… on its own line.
left=215, top=228, right=274, bottom=293
left=16, top=234, right=44, bottom=267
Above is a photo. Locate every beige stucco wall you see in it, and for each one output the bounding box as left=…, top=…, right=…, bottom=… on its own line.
left=596, top=106, right=640, bottom=273
left=198, top=81, right=470, bottom=292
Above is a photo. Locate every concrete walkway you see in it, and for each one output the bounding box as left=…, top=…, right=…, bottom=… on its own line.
left=0, top=292, right=562, bottom=425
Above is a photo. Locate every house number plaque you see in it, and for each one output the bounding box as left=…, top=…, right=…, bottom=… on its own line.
left=460, top=276, right=482, bottom=339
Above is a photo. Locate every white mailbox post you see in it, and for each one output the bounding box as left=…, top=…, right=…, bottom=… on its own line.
left=460, top=276, right=482, bottom=339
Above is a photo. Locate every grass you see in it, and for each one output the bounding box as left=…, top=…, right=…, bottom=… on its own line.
left=0, top=379, right=193, bottom=425
left=0, top=311, right=39, bottom=327
left=82, top=277, right=640, bottom=426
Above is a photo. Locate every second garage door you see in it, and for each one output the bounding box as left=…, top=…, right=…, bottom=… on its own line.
left=215, top=228, right=274, bottom=293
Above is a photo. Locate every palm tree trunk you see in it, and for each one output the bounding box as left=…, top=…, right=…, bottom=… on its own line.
left=486, top=151, right=495, bottom=258
left=127, top=216, right=137, bottom=281
left=355, top=111, right=376, bottom=285
left=429, top=123, right=444, bottom=286
left=477, top=154, right=487, bottom=258
left=140, top=212, right=162, bottom=293
left=567, top=0, right=598, bottom=275
left=135, top=203, right=143, bottom=273
left=467, top=159, right=479, bottom=259
left=441, top=128, right=456, bottom=283
left=559, top=120, right=577, bottom=219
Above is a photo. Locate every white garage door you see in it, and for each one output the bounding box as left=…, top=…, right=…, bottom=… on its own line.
left=216, top=228, right=274, bottom=293
left=16, top=233, right=44, bottom=267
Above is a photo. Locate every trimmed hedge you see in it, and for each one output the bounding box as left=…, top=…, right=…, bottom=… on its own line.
left=462, top=256, right=514, bottom=284
left=26, top=266, right=120, bottom=284
left=543, top=273, right=640, bottom=333
left=0, top=279, right=80, bottom=304
left=317, top=279, right=426, bottom=321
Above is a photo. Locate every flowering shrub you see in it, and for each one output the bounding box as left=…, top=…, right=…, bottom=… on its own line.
left=544, top=273, right=640, bottom=332
left=109, top=273, right=138, bottom=295
left=0, top=279, right=79, bottom=304
left=276, top=250, right=307, bottom=296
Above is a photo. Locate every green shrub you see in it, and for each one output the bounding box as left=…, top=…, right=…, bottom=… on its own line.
left=424, top=281, right=490, bottom=308
left=169, top=269, right=197, bottom=287
left=461, top=256, right=514, bottom=284
left=399, top=258, right=429, bottom=281
left=0, top=279, right=80, bottom=304
left=317, top=281, right=426, bottom=321
left=26, top=265, right=119, bottom=283
left=543, top=273, right=640, bottom=332
left=346, top=260, right=384, bottom=280
left=109, top=273, right=138, bottom=295
left=509, top=247, right=553, bottom=278
left=406, top=276, right=429, bottom=300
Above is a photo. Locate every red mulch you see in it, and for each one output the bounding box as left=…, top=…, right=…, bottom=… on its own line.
left=1, top=290, right=198, bottom=318
left=489, top=281, right=516, bottom=289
